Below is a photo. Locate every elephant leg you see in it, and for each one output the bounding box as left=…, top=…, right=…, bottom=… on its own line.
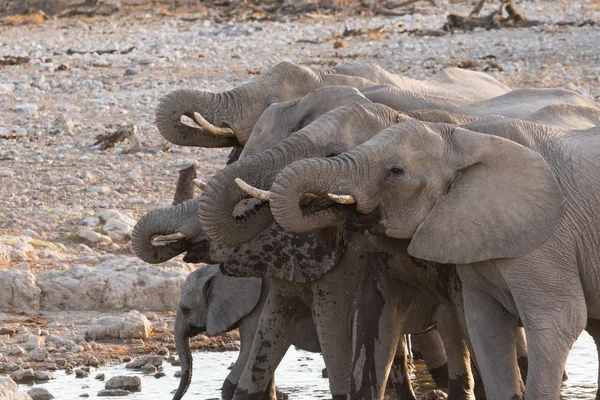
left=412, top=329, right=449, bottom=389
left=223, top=285, right=270, bottom=400
left=461, top=285, right=523, bottom=400
left=585, top=319, right=600, bottom=400
left=349, top=263, right=403, bottom=400
left=515, top=326, right=528, bottom=384
left=233, top=280, right=298, bottom=400
left=388, top=335, right=418, bottom=400
left=435, top=305, right=474, bottom=400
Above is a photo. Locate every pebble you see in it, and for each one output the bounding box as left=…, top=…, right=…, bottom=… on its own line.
left=27, top=387, right=55, bottom=400
left=10, top=368, right=35, bottom=382
left=75, top=368, right=89, bottom=378
left=95, top=373, right=105, bottom=381
left=174, top=370, right=182, bottom=378
left=9, top=345, right=27, bottom=357
left=141, top=363, right=156, bottom=374
left=34, top=370, right=53, bottom=381
left=29, top=348, right=49, bottom=362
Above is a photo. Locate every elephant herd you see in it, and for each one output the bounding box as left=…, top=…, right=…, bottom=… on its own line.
left=130, top=61, right=600, bottom=400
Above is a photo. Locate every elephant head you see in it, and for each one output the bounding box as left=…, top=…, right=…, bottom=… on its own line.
left=198, top=102, right=409, bottom=247
left=173, top=264, right=261, bottom=400
left=270, top=118, right=566, bottom=264
left=155, top=62, right=376, bottom=148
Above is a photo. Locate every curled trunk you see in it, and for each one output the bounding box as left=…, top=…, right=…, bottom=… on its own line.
left=270, top=157, right=356, bottom=233
left=155, top=89, right=239, bottom=148
left=173, top=317, right=193, bottom=400
left=131, top=199, right=204, bottom=264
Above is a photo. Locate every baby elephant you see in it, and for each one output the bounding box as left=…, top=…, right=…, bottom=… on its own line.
left=173, top=264, right=320, bottom=400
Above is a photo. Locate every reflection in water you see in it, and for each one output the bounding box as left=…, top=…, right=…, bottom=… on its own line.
left=14, top=333, right=597, bottom=399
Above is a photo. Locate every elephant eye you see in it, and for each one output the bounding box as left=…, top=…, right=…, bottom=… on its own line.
left=389, top=166, right=405, bottom=176
left=180, top=306, right=191, bottom=315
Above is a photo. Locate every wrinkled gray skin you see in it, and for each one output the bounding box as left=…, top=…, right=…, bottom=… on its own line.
left=200, top=83, right=599, bottom=248
left=200, top=102, right=483, bottom=400
left=155, top=62, right=509, bottom=148
left=270, top=117, right=600, bottom=399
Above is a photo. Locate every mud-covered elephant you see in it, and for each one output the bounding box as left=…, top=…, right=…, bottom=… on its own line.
left=154, top=62, right=510, bottom=148
left=268, top=115, right=600, bottom=399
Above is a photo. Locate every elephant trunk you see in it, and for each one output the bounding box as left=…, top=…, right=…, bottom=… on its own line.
left=271, top=153, right=375, bottom=233
left=155, top=89, right=239, bottom=148
left=131, top=199, right=204, bottom=264
left=198, top=137, right=309, bottom=247
left=173, top=316, right=193, bottom=400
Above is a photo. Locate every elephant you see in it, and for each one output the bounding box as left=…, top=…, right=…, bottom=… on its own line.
left=173, top=264, right=323, bottom=400
left=133, top=163, right=451, bottom=399
left=267, top=116, right=600, bottom=399
left=198, top=82, right=600, bottom=248
left=155, top=62, right=510, bottom=148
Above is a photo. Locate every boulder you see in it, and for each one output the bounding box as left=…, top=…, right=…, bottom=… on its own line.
left=97, top=209, right=136, bottom=242
left=0, top=377, right=33, bottom=399
left=105, top=375, right=141, bottom=392
left=0, top=263, right=41, bottom=311
left=10, top=368, right=35, bottom=383
left=86, top=311, right=151, bottom=340
left=28, top=348, right=49, bottom=362
left=26, top=387, right=54, bottom=400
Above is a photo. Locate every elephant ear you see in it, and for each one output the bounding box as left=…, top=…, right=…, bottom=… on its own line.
left=205, top=273, right=262, bottom=336
left=408, top=127, right=566, bottom=264
left=222, top=223, right=345, bottom=283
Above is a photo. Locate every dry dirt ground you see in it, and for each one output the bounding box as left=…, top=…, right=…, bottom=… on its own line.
left=0, top=0, right=599, bottom=381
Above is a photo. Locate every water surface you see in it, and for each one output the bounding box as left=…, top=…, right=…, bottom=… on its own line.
left=14, top=332, right=598, bottom=399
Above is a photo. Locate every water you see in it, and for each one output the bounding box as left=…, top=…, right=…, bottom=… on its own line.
left=13, top=333, right=598, bottom=399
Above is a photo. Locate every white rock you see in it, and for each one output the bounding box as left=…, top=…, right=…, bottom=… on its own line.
left=25, top=336, right=45, bottom=351
left=76, top=229, right=113, bottom=245
left=0, top=377, right=33, bottom=399
left=0, top=83, right=15, bottom=94
left=15, top=104, right=38, bottom=112
left=27, top=387, right=54, bottom=400
left=86, top=311, right=151, bottom=340
left=1, top=169, right=15, bottom=177
left=86, top=186, right=111, bottom=195
left=0, top=266, right=40, bottom=311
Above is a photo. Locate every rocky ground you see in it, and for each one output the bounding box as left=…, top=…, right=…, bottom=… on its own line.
left=0, top=0, right=599, bottom=397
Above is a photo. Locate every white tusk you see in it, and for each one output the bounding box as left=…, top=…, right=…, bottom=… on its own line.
left=327, top=193, right=356, bottom=204
left=193, top=112, right=235, bottom=137
left=193, top=179, right=207, bottom=190
left=152, top=232, right=186, bottom=244
left=235, top=178, right=271, bottom=201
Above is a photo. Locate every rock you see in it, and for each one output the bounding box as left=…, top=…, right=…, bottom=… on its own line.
left=170, top=358, right=180, bottom=367
left=322, top=367, right=328, bottom=378
left=160, top=331, right=173, bottom=342
left=71, top=345, right=84, bottom=353
left=86, top=186, right=111, bottom=195
left=0, top=264, right=41, bottom=311
left=95, top=373, right=105, bottom=381
left=105, top=375, right=141, bottom=392
left=154, top=372, right=165, bottom=378
left=48, top=115, right=75, bottom=135
left=76, top=229, right=113, bottom=245
left=122, top=356, right=131, bottom=363
left=9, top=346, right=27, bottom=357
left=141, top=363, right=156, bottom=374
left=0, top=377, right=33, bottom=399
left=33, top=370, right=52, bottom=381
left=0, top=83, right=15, bottom=94
left=29, top=348, right=49, bottom=362
left=15, top=103, right=38, bottom=112
left=156, top=347, right=169, bottom=356
left=126, top=355, right=163, bottom=369
left=1, top=169, right=15, bottom=177
left=97, top=389, right=131, bottom=396
left=36, top=257, right=192, bottom=311
left=124, top=68, right=138, bottom=76
left=87, top=311, right=151, bottom=340
left=0, top=362, right=20, bottom=373
left=0, top=327, right=19, bottom=336
left=80, top=395, right=89, bottom=398
left=97, top=209, right=135, bottom=242
left=10, top=368, right=35, bottom=382
left=174, top=370, right=182, bottom=378
left=25, top=336, right=45, bottom=351
left=27, top=387, right=54, bottom=400
left=75, top=369, right=89, bottom=378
